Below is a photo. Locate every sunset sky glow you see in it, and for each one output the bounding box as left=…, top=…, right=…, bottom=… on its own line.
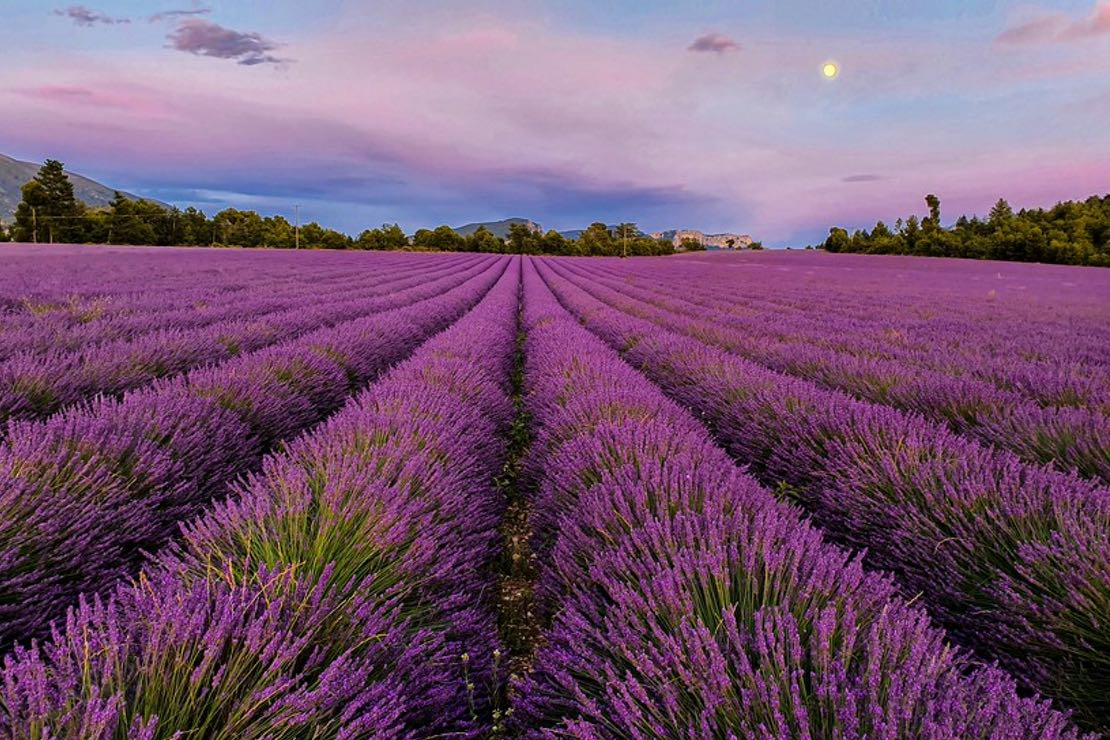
left=2, top=0, right=1108, bottom=245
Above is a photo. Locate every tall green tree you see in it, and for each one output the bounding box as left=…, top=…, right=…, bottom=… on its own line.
left=466, top=225, right=504, bottom=253
left=105, top=192, right=156, bottom=245
left=318, top=227, right=352, bottom=250
left=989, top=198, right=1013, bottom=226
left=357, top=223, right=409, bottom=250
left=823, top=227, right=851, bottom=253
left=179, top=207, right=211, bottom=246
left=613, top=223, right=640, bottom=257
left=412, top=225, right=465, bottom=251
left=541, top=229, right=572, bottom=256
left=924, top=194, right=941, bottom=231
left=507, top=223, right=541, bottom=254
left=298, top=222, right=327, bottom=248
left=212, top=209, right=266, bottom=247
left=13, top=160, right=86, bottom=243
left=578, top=223, right=615, bottom=256
left=39, top=160, right=84, bottom=243
left=901, top=214, right=920, bottom=252
left=12, top=181, right=49, bottom=243
left=262, top=216, right=296, bottom=248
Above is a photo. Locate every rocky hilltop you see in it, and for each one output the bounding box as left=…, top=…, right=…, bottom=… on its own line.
left=650, top=229, right=754, bottom=249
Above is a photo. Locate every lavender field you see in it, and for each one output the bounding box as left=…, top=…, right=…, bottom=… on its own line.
left=0, top=245, right=1107, bottom=737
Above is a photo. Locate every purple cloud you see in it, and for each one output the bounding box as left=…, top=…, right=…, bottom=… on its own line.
left=688, top=33, right=739, bottom=54
left=52, top=5, right=130, bottom=26
left=842, top=174, right=886, bottom=183
left=996, top=2, right=1110, bottom=44
left=167, top=19, right=290, bottom=65
left=1062, top=1, right=1110, bottom=39
left=148, top=7, right=211, bottom=23
left=996, top=16, right=1065, bottom=44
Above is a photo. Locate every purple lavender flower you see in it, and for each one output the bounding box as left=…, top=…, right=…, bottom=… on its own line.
left=513, top=258, right=1086, bottom=736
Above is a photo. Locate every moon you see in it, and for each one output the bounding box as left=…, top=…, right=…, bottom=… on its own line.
left=822, top=62, right=839, bottom=79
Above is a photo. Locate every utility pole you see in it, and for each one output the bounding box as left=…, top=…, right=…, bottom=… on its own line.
left=294, top=204, right=301, bottom=249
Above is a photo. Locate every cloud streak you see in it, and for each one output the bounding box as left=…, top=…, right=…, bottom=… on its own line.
left=167, top=20, right=290, bottom=66
left=688, top=33, right=739, bottom=53
left=52, top=5, right=129, bottom=27
left=842, top=174, right=885, bottom=183
left=996, top=1, right=1110, bottom=44
left=148, top=7, right=212, bottom=23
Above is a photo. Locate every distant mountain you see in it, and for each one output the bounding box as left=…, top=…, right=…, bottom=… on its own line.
left=651, top=229, right=753, bottom=249
left=0, top=154, right=162, bottom=223
left=453, top=217, right=542, bottom=239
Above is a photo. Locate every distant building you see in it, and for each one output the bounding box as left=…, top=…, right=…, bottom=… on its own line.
left=650, top=229, right=754, bottom=249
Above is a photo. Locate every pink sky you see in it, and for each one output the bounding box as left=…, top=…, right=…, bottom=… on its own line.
left=2, top=0, right=1108, bottom=244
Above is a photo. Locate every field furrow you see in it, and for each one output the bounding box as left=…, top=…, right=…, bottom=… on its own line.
left=0, top=257, right=492, bottom=425
left=0, top=254, right=466, bottom=360
left=534, top=256, right=1110, bottom=730
left=579, top=257, right=1110, bottom=405
left=0, top=256, right=507, bottom=645
left=0, top=256, right=522, bottom=737
left=510, top=257, right=1081, bottom=736
left=547, top=258, right=1110, bottom=483
left=0, top=245, right=1104, bottom=736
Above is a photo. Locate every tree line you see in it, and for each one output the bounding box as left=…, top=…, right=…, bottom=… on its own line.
left=405, top=222, right=675, bottom=256
left=0, top=160, right=680, bottom=256
left=1, top=160, right=351, bottom=249
left=821, top=193, right=1110, bottom=267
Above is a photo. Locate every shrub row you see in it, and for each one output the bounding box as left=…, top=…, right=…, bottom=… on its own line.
left=511, top=259, right=1081, bottom=737
left=551, top=259, right=1110, bottom=483
left=0, top=257, right=507, bottom=645
left=0, top=259, right=522, bottom=736
left=0, top=253, right=460, bottom=359
left=0, top=257, right=484, bottom=423
left=536, top=257, right=1110, bottom=730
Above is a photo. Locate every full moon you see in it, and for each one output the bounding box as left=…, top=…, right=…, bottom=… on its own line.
left=822, top=62, right=839, bottom=79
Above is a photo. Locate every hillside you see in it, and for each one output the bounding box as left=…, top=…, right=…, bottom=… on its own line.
left=0, top=154, right=160, bottom=223
left=453, top=217, right=541, bottom=239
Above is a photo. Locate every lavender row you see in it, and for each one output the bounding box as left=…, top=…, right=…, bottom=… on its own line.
left=582, top=255, right=1110, bottom=405
left=0, top=256, right=437, bottom=377
left=550, top=260, right=1110, bottom=483
left=0, top=252, right=465, bottom=349
left=576, top=258, right=1110, bottom=410
left=511, top=259, right=1079, bottom=737
left=626, top=252, right=1110, bottom=364
left=536, top=258, right=1110, bottom=731
left=0, top=257, right=507, bottom=646
left=0, top=262, right=348, bottom=329
left=0, top=256, right=479, bottom=418
left=0, top=257, right=491, bottom=425
left=0, top=255, right=459, bottom=360
left=0, top=257, right=522, bottom=737
left=0, top=253, right=473, bottom=361
left=0, top=251, right=435, bottom=350
left=0, top=246, right=411, bottom=309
